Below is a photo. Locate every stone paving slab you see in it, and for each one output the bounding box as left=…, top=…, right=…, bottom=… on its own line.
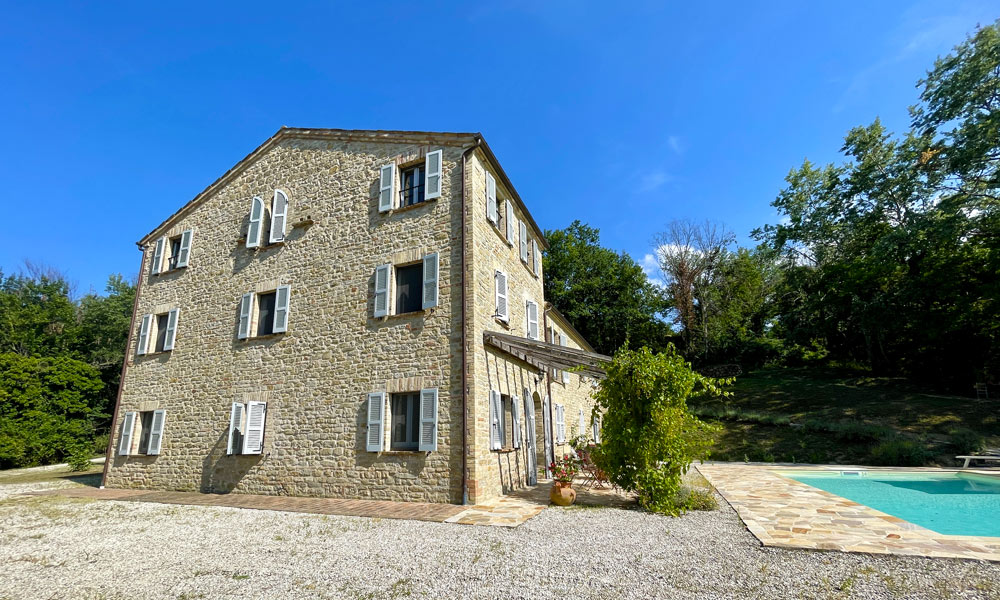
left=697, top=463, right=1000, bottom=562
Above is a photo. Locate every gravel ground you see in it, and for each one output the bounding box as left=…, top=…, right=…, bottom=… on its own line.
left=1, top=481, right=999, bottom=600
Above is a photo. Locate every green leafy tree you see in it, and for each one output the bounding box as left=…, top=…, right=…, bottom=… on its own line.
left=544, top=221, right=672, bottom=355
left=75, top=274, right=136, bottom=414
left=0, top=270, right=79, bottom=357
left=592, top=345, right=724, bottom=514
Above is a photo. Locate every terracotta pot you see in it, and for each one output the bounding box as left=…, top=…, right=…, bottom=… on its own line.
left=550, top=481, right=576, bottom=506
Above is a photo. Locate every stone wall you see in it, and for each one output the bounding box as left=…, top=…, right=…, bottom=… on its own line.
left=105, top=135, right=468, bottom=503
left=546, top=312, right=601, bottom=455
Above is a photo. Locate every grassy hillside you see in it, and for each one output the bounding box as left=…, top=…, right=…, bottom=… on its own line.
left=689, top=367, right=999, bottom=466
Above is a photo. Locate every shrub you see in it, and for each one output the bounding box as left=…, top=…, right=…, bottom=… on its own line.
left=93, top=432, right=110, bottom=455
left=948, top=428, right=985, bottom=454
left=66, top=445, right=94, bottom=472
left=868, top=439, right=929, bottom=466
left=674, top=486, right=718, bottom=511
left=592, top=344, right=726, bottom=515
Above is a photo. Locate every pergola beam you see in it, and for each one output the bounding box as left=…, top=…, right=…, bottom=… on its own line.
left=483, top=331, right=610, bottom=379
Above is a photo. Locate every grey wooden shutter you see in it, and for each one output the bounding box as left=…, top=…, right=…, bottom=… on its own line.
left=561, top=337, right=570, bottom=384
left=526, top=301, right=538, bottom=340
left=247, top=196, right=264, bottom=248
left=422, top=253, right=438, bottom=310
left=151, top=237, right=165, bottom=275
left=379, top=164, right=396, bottom=212
left=374, top=264, right=391, bottom=318
left=592, top=415, right=600, bottom=443
left=147, top=409, right=166, bottom=455
left=418, top=388, right=438, bottom=451
left=489, top=390, right=501, bottom=450
left=177, top=229, right=193, bottom=268
left=118, top=411, right=136, bottom=456
left=269, top=190, right=288, bottom=244
left=273, top=285, right=290, bottom=333
left=533, top=240, right=542, bottom=277
left=542, top=395, right=553, bottom=472
left=163, top=308, right=179, bottom=351
left=519, top=221, right=528, bottom=263
left=238, top=293, right=254, bottom=339
left=494, top=270, right=508, bottom=322
left=242, top=401, right=267, bottom=454
left=425, top=150, right=442, bottom=200
left=227, top=402, right=244, bottom=455
left=578, top=408, right=585, bottom=436
left=137, top=314, right=152, bottom=355
left=505, top=201, right=515, bottom=245
left=367, top=392, right=385, bottom=452
left=486, top=172, right=497, bottom=224
left=511, top=395, right=521, bottom=449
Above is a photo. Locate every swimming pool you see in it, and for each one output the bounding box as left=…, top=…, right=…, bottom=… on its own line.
left=782, top=470, right=1000, bottom=537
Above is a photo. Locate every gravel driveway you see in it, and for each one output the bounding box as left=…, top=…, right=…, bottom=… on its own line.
left=2, top=480, right=998, bottom=600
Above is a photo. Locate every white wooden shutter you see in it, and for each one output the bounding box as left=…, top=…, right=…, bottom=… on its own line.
left=163, top=308, right=179, bottom=351
left=273, top=285, right=290, bottom=333
left=242, top=401, right=267, bottom=455
left=511, top=395, right=521, bottom=449
left=137, top=314, right=152, bottom=355
left=177, top=230, right=193, bottom=268
left=592, top=415, right=600, bottom=443
left=494, top=270, right=508, bottom=322
left=505, top=200, right=515, bottom=245
left=418, top=388, right=438, bottom=452
left=526, top=301, right=538, bottom=340
left=147, top=409, right=166, bottom=455
left=118, top=411, right=136, bottom=456
left=422, top=253, right=438, bottom=310
left=486, top=172, right=497, bottom=224
left=532, top=239, right=541, bottom=277
left=367, top=392, right=385, bottom=452
left=379, top=164, right=396, bottom=212
left=227, top=402, right=244, bottom=455
left=519, top=221, right=528, bottom=263
left=557, top=405, right=565, bottom=443
left=425, top=150, right=442, bottom=200
left=238, top=293, right=254, bottom=339
left=269, top=190, right=288, bottom=244
left=150, top=237, right=165, bottom=275
left=579, top=408, right=585, bottom=436
left=561, top=336, right=570, bottom=384
left=489, top=390, right=501, bottom=450
left=247, top=196, right=264, bottom=248
left=374, top=264, right=391, bottom=318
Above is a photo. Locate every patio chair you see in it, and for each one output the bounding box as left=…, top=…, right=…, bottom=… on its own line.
left=957, top=448, right=1000, bottom=468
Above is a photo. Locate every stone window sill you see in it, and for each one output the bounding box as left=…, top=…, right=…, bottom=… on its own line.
left=381, top=450, right=427, bottom=455
left=152, top=266, right=187, bottom=277
left=493, top=447, right=518, bottom=454
left=382, top=197, right=438, bottom=216
left=240, top=332, right=287, bottom=342
left=140, top=349, right=173, bottom=357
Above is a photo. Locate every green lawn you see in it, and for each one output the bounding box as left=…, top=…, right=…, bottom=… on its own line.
left=689, top=367, right=999, bottom=466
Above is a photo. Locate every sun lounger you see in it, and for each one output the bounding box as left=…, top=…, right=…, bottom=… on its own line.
left=956, top=452, right=1000, bottom=468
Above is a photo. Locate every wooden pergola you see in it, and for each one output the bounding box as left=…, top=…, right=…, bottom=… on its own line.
left=483, top=331, right=611, bottom=379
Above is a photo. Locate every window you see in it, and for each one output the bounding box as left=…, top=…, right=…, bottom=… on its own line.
left=168, top=236, right=182, bottom=270
left=246, top=190, right=288, bottom=248
left=400, top=165, right=425, bottom=207
left=372, top=254, right=439, bottom=318
left=238, top=286, right=290, bottom=339
left=137, top=309, right=179, bottom=355
left=117, top=409, right=165, bottom=456
left=151, top=230, right=193, bottom=274
left=227, top=401, right=267, bottom=455
left=390, top=393, right=420, bottom=450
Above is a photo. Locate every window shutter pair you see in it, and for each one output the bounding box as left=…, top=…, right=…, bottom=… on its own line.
left=227, top=401, right=267, bottom=455
left=511, top=395, right=521, bottom=449
left=525, top=301, right=539, bottom=340
left=117, top=410, right=165, bottom=456
left=151, top=231, right=193, bottom=273
left=137, top=309, right=180, bottom=354
left=519, top=221, right=528, bottom=263
left=486, top=172, right=498, bottom=224
left=380, top=150, right=442, bottom=212
left=489, top=390, right=502, bottom=450
left=494, top=271, right=509, bottom=322
left=365, top=390, right=438, bottom=452
left=373, top=257, right=438, bottom=318
left=246, top=191, right=288, bottom=247
left=505, top=201, right=515, bottom=245
left=238, top=286, right=290, bottom=338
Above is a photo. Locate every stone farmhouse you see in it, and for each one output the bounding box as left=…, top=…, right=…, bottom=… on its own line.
left=101, top=128, right=608, bottom=505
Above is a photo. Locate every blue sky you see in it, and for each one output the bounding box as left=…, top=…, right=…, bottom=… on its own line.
left=1, top=1, right=996, bottom=295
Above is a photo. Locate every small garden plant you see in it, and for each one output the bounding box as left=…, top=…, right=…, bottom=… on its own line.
left=549, top=454, right=581, bottom=485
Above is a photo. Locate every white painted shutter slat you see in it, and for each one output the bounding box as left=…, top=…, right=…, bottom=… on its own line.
left=418, top=388, right=438, bottom=452
left=494, top=271, right=508, bottom=322
left=519, top=221, right=528, bottom=263
left=247, top=196, right=264, bottom=248
left=273, top=285, right=290, bottom=333
left=505, top=201, right=515, bottom=245
left=422, top=253, right=438, bottom=310
left=238, top=293, right=253, bottom=339
left=118, top=411, right=136, bottom=456
left=486, top=172, right=497, bottom=224
left=374, top=264, right=391, bottom=318
left=227, top=402, right=244, bottom=455
left=425, top=150, right=442, bottom=200
left=147, top=409, right=166, bottom=455
left=489, top=390, right=501, bottom=450
left=242, top=401, right=267, bottom=454
left=532, top=239, right=541, bottom=277
left=177, top=229, right=193, bottom=268
left=163, top=308, right=179, bottom=351
left=511, top=395, right=521, bottom=449
left=151, top=237, right=165, bottom=275
left=269, top=190, right=288, bottom=244
left=379, top=164, right=396, bottom=212
left=137, top=314, right=152, bottom=355
left=367, top=392, right=385, bottom=452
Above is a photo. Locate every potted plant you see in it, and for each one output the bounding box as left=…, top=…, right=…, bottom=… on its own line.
left=549, top=454, right=580, bottom=506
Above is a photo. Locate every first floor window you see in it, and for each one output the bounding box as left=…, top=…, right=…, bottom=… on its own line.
left=400, top=164, right=425, bottom=207
left=155, top=314, right=169, bottom=352
left=137, top=411, right=155, bottom=454
left=257, top=291, right=277, bottom=336
left=394, top=263, right=423, bottom=314
left=390, top=392, right=420, bottom=450
left=238, top=286, right=290, bottom=339
left=227, top=401, right=268, bottom=455
left=118, top=409, right=165, bottom=456
left=138, top=308, right=179, bottom=355
left=373, top=254, right=439, bottom=318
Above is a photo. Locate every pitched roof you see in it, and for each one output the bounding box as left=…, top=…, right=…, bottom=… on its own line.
left=138, top=127, right=548, bottom=249
left=546, top=304, right=597, bottom=353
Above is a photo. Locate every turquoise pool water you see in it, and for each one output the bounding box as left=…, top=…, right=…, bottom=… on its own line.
left=783, top=470, right=1000, bottom=537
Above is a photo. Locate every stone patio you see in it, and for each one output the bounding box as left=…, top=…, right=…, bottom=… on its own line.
left=697, top=462, right=1000, bottom=562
